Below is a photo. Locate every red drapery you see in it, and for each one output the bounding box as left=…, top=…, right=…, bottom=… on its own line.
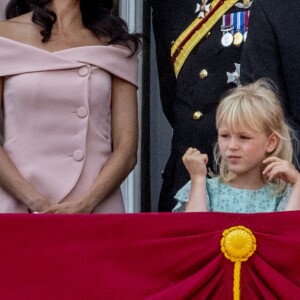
left=0, top=212, right=300, bottom=299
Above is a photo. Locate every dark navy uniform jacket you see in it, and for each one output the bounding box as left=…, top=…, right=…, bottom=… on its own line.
left=241, top=0, right=300, bottom=165
left=151, top=0, right=249, bottom=211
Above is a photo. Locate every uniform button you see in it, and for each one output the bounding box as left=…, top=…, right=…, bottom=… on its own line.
left=199, top=69, right=208, bottom=79
left=73, top=150, right=84, bottom=161
left=77, top=107, right=88, bottom=118
left=78, top=66, right=89, bottom=77
left=206, top=31, right=211, bottom=38
left=193, top=111, right=203, bottom=120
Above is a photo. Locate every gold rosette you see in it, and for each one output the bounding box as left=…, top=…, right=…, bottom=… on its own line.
left=220, top=226, right=256, bottom=300
left=221, top=226, right=256, bottom=262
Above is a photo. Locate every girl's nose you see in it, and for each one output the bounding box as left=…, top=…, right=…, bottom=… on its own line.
left=228, top=138, right=239, bottom=149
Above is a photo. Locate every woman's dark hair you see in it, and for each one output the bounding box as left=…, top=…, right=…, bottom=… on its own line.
left=5, top=0, right=142, bottom=54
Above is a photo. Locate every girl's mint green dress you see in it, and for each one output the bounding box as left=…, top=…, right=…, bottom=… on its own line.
left=173, top=177, right=291, bottom=213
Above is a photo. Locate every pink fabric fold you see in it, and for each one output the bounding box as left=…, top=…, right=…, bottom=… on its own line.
left=0, top=36, right=138, bottom=86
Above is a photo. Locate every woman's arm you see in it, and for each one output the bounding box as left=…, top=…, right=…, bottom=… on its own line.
left=46, top=76, right=138, bottom=213
left=0, top=77, right=53, bottom=212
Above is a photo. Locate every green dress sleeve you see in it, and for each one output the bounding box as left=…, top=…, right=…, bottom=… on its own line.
left=172, top=180, right=211, bottom=212
left=276, top=187, right=292, bottom=211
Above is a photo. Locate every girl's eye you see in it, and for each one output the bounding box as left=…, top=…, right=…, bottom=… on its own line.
left=219, top=134, right=229, bottom=138
left=240, top=135, right=250, bottom=139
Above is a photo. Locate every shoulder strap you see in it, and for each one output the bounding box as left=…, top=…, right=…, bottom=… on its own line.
left=171, top=0, right=239, bottom=78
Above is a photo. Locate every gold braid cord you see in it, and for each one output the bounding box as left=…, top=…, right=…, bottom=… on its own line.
left=221, top=226, right=257, bottom=300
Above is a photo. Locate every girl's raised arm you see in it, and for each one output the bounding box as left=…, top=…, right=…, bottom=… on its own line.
left=183, top=148, right=208, bottom=212
left=263, top=156, right=300, bottom=211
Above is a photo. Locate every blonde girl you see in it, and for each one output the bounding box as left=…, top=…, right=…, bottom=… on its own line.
left=174, top=80, right=300, bottom=212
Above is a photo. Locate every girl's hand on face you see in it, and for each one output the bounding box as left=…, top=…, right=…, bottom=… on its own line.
left=262, top=157, right=300, bottom=185
left=182, top=148, right=208, bottom=180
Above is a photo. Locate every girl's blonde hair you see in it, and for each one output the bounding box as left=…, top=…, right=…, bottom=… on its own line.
left=214, top=79, right=297, bottom=194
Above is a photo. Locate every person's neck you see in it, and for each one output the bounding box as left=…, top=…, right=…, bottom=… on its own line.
left=48, top=0, right=83, bottom=33
left=227, top=173, right=265, bottom=190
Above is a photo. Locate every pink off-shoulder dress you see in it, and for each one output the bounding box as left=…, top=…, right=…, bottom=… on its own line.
left=0, top=36, right=138, bottom=213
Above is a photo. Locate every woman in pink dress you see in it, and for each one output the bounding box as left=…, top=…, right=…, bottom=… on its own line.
left=0, top=0, right=141, bottom=213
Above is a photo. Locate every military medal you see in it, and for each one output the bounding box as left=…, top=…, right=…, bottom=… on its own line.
left=221, top=32, right=234, bottom=47
left=233, top=12, right=242, bottom=47
left=233, top=31, right=243, bottom=46
left=195, top=0, right=211, bottom=18
left=222, top=10, right=250, bottom=47
left=221, top=13, right=234, bottom=47
left=243, top=10, right=250, bottom=42
left=227, top=63, right=241, bottom=86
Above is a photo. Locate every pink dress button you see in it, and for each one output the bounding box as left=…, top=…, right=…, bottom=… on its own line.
left=73, top=150, right=84, bottom=161
left=78, top=66, right=89, bottom=77
left=77, top=107, right=88, bottom=118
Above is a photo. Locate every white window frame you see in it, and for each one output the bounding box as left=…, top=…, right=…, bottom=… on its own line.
left=119, top=0, right=144, bottom=213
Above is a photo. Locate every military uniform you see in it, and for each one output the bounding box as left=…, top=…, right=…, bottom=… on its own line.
left=241, top=0, right=300, bottom=165
left=151, top=0, right=250, bottom=211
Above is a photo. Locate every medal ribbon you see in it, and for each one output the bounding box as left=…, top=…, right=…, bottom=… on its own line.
left=222, top=13, right=234, bottom=35
left=171, top=0, right=239, bottom=78
left=244, top=10, right=250, bottom=32
left=234, top=12, right=240, bottom=33
left=234, top=11, right=246, bottom=33
left=222, top=10, right=248, bottom=36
